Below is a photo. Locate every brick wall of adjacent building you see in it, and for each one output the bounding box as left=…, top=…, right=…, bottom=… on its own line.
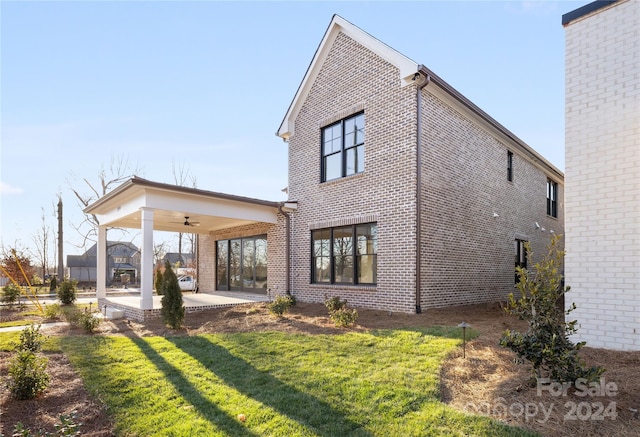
left=564, top=0, right=640, bottom=350
left=285, top=31, right=564, bottom=314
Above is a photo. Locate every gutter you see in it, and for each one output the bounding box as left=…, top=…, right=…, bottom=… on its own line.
left=278, top=202, right=296, bottom=295
left=415, top=68, right=430, bottom=314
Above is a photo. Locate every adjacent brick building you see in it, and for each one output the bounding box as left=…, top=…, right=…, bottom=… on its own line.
left=563, top=0, right=640, bottom=351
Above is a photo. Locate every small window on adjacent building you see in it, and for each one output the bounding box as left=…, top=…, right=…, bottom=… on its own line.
left=507, top=151, right=513, bottom=182
left=321, top=112, right=365, bottom=182
left=515, top=239, right=527, bottom=284
left=547, top=179, right=558, bottom=218
left=311, top=222, right=377, bottom=285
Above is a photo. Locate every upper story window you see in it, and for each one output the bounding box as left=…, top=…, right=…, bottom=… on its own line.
left=321, top=112, right=365, bottom=182
left=507, top=151, right=513, bottom=182
left=312, top=222, right=377, bottom=285
left=547, top=179, right=558, bottom=218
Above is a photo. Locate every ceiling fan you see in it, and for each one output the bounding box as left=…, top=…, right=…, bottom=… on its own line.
left=172, top=216, right=200, bottom=227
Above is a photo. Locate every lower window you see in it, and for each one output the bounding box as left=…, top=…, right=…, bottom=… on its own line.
left=312, top=223, right=377, bottom=285
left=216, top=235, right=267, bottom=292
left=515, top=239, right=528, bottom=284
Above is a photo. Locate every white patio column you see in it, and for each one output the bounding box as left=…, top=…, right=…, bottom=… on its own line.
left=96, top=226, right=107, bottom=299
left=140, top=207, right=154, bottom=310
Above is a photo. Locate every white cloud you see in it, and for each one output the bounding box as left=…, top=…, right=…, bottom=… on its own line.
left=0, top=181, right=24, bottom=195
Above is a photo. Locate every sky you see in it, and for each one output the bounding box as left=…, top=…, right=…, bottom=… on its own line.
left=1, top=0, right=585, bottom=264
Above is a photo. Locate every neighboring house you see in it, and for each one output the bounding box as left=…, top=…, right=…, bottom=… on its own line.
left=67, top=241, right=141, bottom=286
left=563, top=0, right=640, bottom=351
left=163, top=252, right=189, bottom=268
left=86, top=15, right=564, bottom=316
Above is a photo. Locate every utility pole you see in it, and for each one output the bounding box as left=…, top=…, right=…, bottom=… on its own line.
left=57, top=196, right=64, bottom=281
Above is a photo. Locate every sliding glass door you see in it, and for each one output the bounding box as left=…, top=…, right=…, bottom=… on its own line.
left=216, top=235, right=267, bottom=292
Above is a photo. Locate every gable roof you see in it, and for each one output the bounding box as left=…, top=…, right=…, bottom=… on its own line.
left=277, top=14, right=419, bottom=140
left=276, top=14, right=563, bottom=181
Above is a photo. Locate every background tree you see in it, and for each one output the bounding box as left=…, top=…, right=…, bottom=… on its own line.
left=0, top=247, right=35, bottom=286
left=30, top=207, right=53, bottom=283
left=172, top=160, right=197, bottom=259
left=68, top=155, right=142, bottom=249
left=160, top=260, right=184, bottom=329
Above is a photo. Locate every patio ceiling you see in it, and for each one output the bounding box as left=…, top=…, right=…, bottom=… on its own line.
left=84, top=176, right=282, bottom=234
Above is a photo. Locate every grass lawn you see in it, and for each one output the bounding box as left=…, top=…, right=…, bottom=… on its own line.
left=46, top=328, right=537, bottom=436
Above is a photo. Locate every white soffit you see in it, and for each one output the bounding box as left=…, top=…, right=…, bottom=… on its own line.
left=277, top=15, right=418, bottom=140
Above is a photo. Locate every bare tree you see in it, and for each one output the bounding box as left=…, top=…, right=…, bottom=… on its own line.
left=153, top=241, right=168, bottom=268
left=30, top=207, right=52, bottom=281
left=68, top=155, right=142, bottom=249
left=171, top=160, right=197, bottom=260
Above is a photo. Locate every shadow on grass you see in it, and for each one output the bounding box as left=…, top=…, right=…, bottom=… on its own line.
left=130, top=337, right=259, bottom=437
left=167, top=336, right=373, bottom=437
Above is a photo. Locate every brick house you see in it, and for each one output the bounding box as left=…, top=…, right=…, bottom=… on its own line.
left=86, top=15, right=563, bottom=314
left=563, top=0, right=639, bottom=351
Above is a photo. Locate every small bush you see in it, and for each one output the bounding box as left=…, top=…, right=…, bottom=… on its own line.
left=65, top=308, right=101, bottom=334
left=324, top=296, right=346, bottom=313
left=500, top=235, right=605, bottom=382
left=12, top=411, right=81, bottom=436
left=57, top=279, right=77, bottom=305
left=329, top=307, right=359, bottom=327
left=160, top=261, right=184, bottom=329
left=17, top=324, right=46, bottom=353
left=49, top=276, right=58, bottom=292
left=155, top=268, right=164, bottom=295
left=7, top=350, right=50, bottom=400
left=2, top=283, right=22, bottom=309
left=325, top=296, right=358, bottom=328
left=43, top=303, right=62, bottom=320
left=268, top=295, right=295, bottom=317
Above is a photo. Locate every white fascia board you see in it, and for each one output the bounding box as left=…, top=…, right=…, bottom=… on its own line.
left=278, top=15, right=418, bottom=140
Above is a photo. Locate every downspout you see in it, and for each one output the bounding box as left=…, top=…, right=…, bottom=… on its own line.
left=415, top=69, right=430, bottom=314
left=278, top=204, right=292, bottom=296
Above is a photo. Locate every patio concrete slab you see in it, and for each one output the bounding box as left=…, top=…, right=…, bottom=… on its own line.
left=103, top=291, right=269, bottom=310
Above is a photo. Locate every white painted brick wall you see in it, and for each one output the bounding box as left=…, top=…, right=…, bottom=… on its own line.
left=564, top=0, right=640, bottom=351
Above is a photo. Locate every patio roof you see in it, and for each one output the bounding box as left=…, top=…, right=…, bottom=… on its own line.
left=84, top=176, right=283, bottom=234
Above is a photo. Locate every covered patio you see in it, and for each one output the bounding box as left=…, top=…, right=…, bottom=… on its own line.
left=84, top=176, right=295, bottom=321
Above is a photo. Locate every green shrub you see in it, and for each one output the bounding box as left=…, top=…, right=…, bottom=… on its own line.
left=500, top=235, right=605, bottom=383
left=154, top=268, right=164, bottom=295
left=65, top=308, right=101, bottom=334
left=268, top=295, right=295, bottom=317
left=329, top=306, right=359, bottom=327
left=2, top=283, right=22, bottom=309
left=7, top=350, right=50, bottom=400
left=160, top=261, right=184, bottom=329
left=12, top=411, right=81, bottom=436
left=17, top=324, right=46, bottom=353
left=43, top=303, right=62, bottom=320
left=57, top=279, right=77, bottom=305
left=325, top=296, right=358, bottom=328
left=49, top=276, right=58, bottom=292
left=324, top=296, right=346, bottom=313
